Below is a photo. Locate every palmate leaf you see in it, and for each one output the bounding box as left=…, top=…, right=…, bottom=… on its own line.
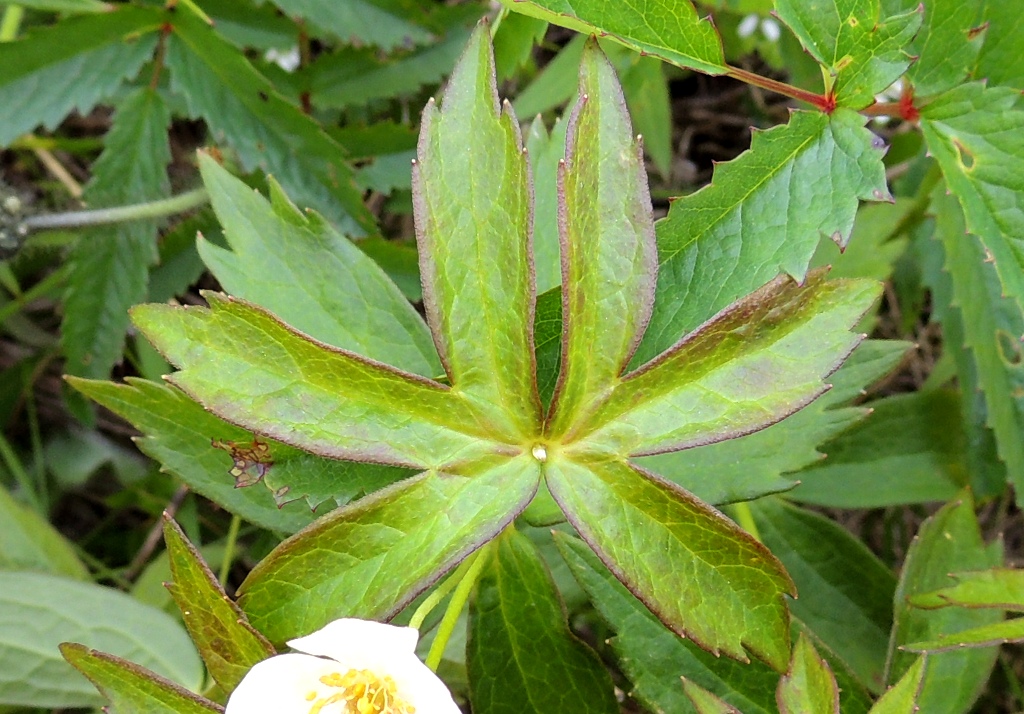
left=0, top=6, right=160, bottom=146
left=126, top=23, right=877, bottom=668
left=776, top=635, right=840, bottom=714
left=773, top=0, right=921, bottom=108
left=975, top=2, right=1024, bottom=89
left=499, top=0, right=726, bottom=74
left=920, top=83, right=1024, bottom=317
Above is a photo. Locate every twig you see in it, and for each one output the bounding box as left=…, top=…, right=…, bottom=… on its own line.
left=123, top=484, right=189, bottom=581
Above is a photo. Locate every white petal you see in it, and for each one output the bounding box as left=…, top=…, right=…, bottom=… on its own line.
left=225, top=653, right=343, bottom=714
left=288, top=618, right=419, bottom=664
left=737, top=14, right=759, bottom=38
left=761, top=18, right=781, bottom=42
left=388, top=656, right=462, bottom=714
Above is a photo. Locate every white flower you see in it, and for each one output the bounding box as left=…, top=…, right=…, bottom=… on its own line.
left=226, top=619, right=461, bottom=714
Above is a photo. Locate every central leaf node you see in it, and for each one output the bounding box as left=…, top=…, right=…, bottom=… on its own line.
left=531, top=444, right=548, bottom=463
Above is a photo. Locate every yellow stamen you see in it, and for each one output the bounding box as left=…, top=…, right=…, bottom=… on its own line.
left=307, top=669, right=416, bottom=714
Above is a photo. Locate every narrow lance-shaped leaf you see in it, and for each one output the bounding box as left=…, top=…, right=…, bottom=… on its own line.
left=162, top=517, right=274, bottom=694
left=131, top=295, right=504, bottom=470
left=164, top=8, right=375, bottom=235
left=546, top=455, right=794, bottom=671
left=902, top=618, right=1024, bottom=653
left=63, top=88, right=170, bottom=380
left=467, top=528, right=618, bottom=714
left=61, top=645, right=222, bottom=714
left=773, top=1, right=921, bottom=108
left=195, top=155, right=440, bottom=377
left=557, top=532, right=780, bottom=714
left=910, top=569, right=1024, bottom=611
left=238, top=457, right=541, bottom=645
left=0, top=6, right=161, bottom=146
left=776, top=634, right=840, bottom=714
left=498, top=0, right=726, bottom=75
left=750, top=498, right=895, bottom=693
left=635, top=109, right=889, bottom=365
left=548, top=39, right=658, bottom=437
left=573, top=272, right=877, bottom=457
left=885, top=492, right=1003, bottom=714
left=920, top=82, right=1024, bottom=317
left=413, top=22, right=540, bottom=437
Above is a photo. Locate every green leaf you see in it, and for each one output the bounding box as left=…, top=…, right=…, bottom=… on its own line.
left=164, top=8, right=375, bottom=236
left=557, top=532, right=780, bottom=714
left=975, top=2, right=1024, bottom=89
left=869, top=657, right=925, bottom=714
left=790, top=390, right=966, bottom=508
left=773, top=1, right=921, bottom=108
left=195, top=155, right=440, bottom=377
left=546, top=456, right=794, bottom=671
left=920, top=83, right=1024, bottom=317
left=0, top=483, right=88, bottom=579
left=62, top=88, right=171, bottom=380
left=886, top=492, right=1003, bottom=714
left=904, top=0, right=985, bottom=97
left=493, top=11, right=547, bottom=81
left=266, top=0, right=432, bottom=50
left=467, top=528, right=618, bottom=714
left=131, top=295, right=502, bottom=469
left=930, top=188, right=1024, bottom=498
left=682, top=678, right=743, bottom=714
left=810, top=199, right=913, bottom=287
left=776, top=634, right=840, bottom=714
left=525, top=117, right=568, bottom=295
left=0, top=0, right=110, bottom=11
left=0, top=571, right=203, bottom=708
left=751, top=498, right=895, bottom=693
left=901, top=618, right=1024, bottom=652
left=619, top=54, right=673, bottom=179
left=162, top=517, right=274, bottom=693
left=0, top=6, right=160, bottom=146
left=639, top=339, right=909, bottom=506
left=636, top=109, right=889, bottom=364
left=66, top=376, right=327, bottom=532
left=547, top=40, right=658, bottom=436
left=499, top=0, right=727, bottom=74
left=238, top=457, right=541, bottom=645
left=309, top=26, right=472, bottom=110
left=575, top=272, right=877, bottom=457
left=60, top=644, right=222, bottom=714
left=512, top=34, right=586, bottom=118
left=413, top=23, right=540, bottom=435
left=910, top=569, right=1024, bottom=611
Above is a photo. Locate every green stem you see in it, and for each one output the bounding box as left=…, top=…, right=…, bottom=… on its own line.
left=0, top=430, right=43, bottom=514
left=409, top=557, right=474, bottom=631
left=424, top=542, right=493, bottom=671
left=730, top=502, right=761, bottom=542
left=0, top=266, right=68, bottom=325
left=20, top=187, right=209, bottom=234
left=218, top=514, right=242, bottom=587
left=0, top=5, right=24, bottom=42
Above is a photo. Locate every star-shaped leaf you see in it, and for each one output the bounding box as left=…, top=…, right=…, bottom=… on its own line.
left=127, top=23, right=878, bottom=668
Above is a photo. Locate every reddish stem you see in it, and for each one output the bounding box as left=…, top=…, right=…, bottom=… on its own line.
left=725, top=65, right=835, bottom=113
